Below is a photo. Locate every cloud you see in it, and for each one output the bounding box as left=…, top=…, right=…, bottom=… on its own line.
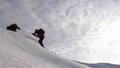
left=0, top=0, right=39, bottom=31
left=1, top=0, right=120, bottom=64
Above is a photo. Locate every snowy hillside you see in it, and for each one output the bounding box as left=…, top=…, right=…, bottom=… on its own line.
left=0, top=28, right=89, bottom=68
left=75, top=61, right=120, bottom=68
left=85, top=63, right=120, bottom=68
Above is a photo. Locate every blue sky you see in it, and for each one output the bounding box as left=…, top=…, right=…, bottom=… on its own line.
left=1, top=0, right=120, bottom=64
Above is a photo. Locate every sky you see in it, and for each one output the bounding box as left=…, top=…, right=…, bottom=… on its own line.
left=1, top=0, right=120, bottom=64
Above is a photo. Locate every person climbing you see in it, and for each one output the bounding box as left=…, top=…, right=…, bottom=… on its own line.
left=6, top=23, right=20, bottom=32
left=32, top=28, right=45, bottom=47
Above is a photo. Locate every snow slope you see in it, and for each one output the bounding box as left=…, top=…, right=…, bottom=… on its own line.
left=0, top=28, right=89, bottom=68
left=75, top=61, right=120, bottom=68
left=85, top=63, right=120, bottom=68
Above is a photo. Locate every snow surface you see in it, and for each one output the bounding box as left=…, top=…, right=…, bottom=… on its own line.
left=0, top=28, right=89, bottom=68
left=75, top=61, right=120, bottom=68
left=86, top=63, right=120, bottom=68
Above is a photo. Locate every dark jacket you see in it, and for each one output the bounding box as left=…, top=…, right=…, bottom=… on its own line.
left=32, top=29, right=45, bottom=38
left=7, top=24, right=20, bottom=32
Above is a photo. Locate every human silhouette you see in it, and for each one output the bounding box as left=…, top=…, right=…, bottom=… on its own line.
left=6, top=23, right=20, bottom=32
left=32, top=28, right=45, bottom=47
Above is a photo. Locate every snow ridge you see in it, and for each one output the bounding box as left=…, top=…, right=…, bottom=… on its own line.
left=0, top=29, right=89, bottom=68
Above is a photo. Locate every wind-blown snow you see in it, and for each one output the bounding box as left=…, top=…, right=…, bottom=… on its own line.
left=0, top=28, right=89, bottom=68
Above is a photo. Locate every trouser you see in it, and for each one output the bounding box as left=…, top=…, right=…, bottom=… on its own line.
left=38, top=37, right=44, bottom=47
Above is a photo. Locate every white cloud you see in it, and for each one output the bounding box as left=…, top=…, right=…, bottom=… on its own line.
left=1, top=0, right=120, bottom=64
